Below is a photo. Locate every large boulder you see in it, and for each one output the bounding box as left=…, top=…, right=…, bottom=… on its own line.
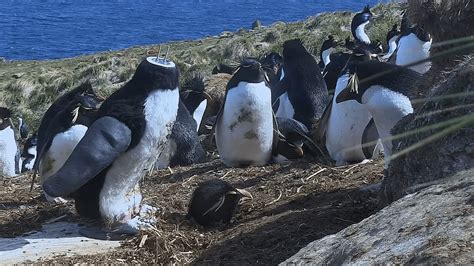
left=383, top=56, right=474, bottom=202
left=282, top=169, right=473, bottom=265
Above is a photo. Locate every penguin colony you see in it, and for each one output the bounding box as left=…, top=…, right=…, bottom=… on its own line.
left=0, top=5, right=432, bottom=234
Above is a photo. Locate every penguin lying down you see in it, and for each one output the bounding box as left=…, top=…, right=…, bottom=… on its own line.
left=213, top=58, right=324, bottom=167
left=43, top=56, right=180, bottom=240
left=188, top=179, right=252, bottom=226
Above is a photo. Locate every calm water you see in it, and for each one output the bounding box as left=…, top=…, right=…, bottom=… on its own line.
left=1, top=0, right=380, bottom=60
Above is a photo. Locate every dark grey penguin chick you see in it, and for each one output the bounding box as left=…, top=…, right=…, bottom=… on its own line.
left=274, top=39, right=329, bottom=130
left=155, top=99, right=207, bottom=169
left=188, top=179, right=252, bottom=226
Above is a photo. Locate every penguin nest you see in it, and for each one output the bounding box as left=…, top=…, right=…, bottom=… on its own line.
left=0, top=157, right=385, bottom=264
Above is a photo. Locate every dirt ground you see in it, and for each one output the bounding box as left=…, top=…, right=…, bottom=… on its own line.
left=0, top=156, right=384, bottom=264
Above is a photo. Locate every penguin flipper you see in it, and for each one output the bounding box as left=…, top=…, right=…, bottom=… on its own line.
left=362, top=118, right=380, bottom=159
left=42, top=116, right=131, bottom=197
left=314, top=95, right=333, bottom=143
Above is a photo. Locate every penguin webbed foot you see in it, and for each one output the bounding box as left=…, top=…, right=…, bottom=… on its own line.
left=79, top=204, right=159, bottom=241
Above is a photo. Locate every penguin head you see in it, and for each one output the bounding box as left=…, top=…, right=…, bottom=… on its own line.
left=413, top=24, right=431, bottom=42
left=344, top=37, right=357, bottom=50
left=282, top=39, right=311, bottom=61
left=130, top=57, right=180, bottom=92
left=180, top=74, right=209, bottom=114
left=351, top=5, right=373, bottom=30
left=335, top=64, right=365, bottom=104
left=260, top=52, right=283, bottom=87
left=321, top=35, right=340, bottom=52
left=187, top=179, right=252, bottom=226
left=0, top=107, right=13, bottom=130
left=226, top=58, right=268, bottom=90
left=387, top=24, right=401, bottom=44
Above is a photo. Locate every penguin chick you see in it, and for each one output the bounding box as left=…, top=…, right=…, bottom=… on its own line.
left=188, top=179, right=252, bottom=226
left=155, top=99, right=207, bottom=169
left=335, top=61, right=421, bottom=168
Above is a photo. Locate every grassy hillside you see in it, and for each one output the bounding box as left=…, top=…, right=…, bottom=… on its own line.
left=0, top=3, right=403, bottom=129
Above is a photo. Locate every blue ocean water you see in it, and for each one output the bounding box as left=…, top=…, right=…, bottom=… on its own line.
left=0, top=0, right=381, bottom=60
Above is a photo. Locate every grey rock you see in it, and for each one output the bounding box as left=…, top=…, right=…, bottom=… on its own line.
left=281, top=169, right=474, bottom=265
left=383, top=56, right=474, bottom=202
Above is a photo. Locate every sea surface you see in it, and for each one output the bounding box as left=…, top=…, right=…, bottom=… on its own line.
left=1, top=0, right=381, bottom=60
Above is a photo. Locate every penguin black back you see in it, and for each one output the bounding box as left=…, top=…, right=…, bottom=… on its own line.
left=282, top=39, right=329, bottom=128
left=188, top=179, right=242, bottom=226
left=98, top=59, right=180, bottom=149
left=336, top=61, right=422, bottom=103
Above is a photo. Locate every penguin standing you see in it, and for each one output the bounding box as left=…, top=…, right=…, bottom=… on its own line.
left=214, top=58, right=320, bottom=167
left=18, top=117, right=29, bottom=139
left=21, top=133, right=37, bottom=173
left=0, top=107, right=18, bottom=177
left=395, top=23, right=432, bottom=74
left=275, top=39, right=329, bottom=130
left=318, top=35, right=340, bottom=70
left=215, top=59, right=275, bottom=167
left=351, top=5, right=373, bottom=46
left=335, top=61, right=421, bottom=168
left=43, top=56, right=180, bottom=238
left=155, top=99, right=206, bottom=169
left=34, top=82, right=102, bottom=203
left=180, top=75, right=208, bottom=131
left=381, top=24, right=401, bottom=62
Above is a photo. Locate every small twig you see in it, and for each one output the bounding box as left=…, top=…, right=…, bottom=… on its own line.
left=139, top=234, right=148, bottom=248
left=343, top=164, right=359, bottom=174
left=306, top=168, right=327, bottom=180
left=220, top=170, right=232, bottom=179
left=265, top=191, right=282, bottom=206
left=43, top=214, right=67, bottom=224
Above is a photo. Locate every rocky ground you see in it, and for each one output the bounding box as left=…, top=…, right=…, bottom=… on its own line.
left=0, top=157, right=384, bottom=264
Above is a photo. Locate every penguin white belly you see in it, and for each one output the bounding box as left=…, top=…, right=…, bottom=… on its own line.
left=216, top=82, right=273, bottom=167
left=40, top=124, right=88, bottom=179
left=395, top=34, right=431, bottom=74
left=193, top=99, right=207, bottom=131
left=24, top=146, right=37, bottom=171
left=154, top=138, right=177, bottom=170
left=100, top=88, right=179, bottom=225
left=364, top=86, right=413, bottom=168
left=382, top=37, right=398, bottom=61
left=0, top=127, right=18, bottom=177
left=275, top=92, right=295, bottom=119
left=326, top=75, right=372, bottom=165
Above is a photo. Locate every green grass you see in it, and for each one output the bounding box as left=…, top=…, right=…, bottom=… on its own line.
left=0, top=3, right=403, bottom=130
